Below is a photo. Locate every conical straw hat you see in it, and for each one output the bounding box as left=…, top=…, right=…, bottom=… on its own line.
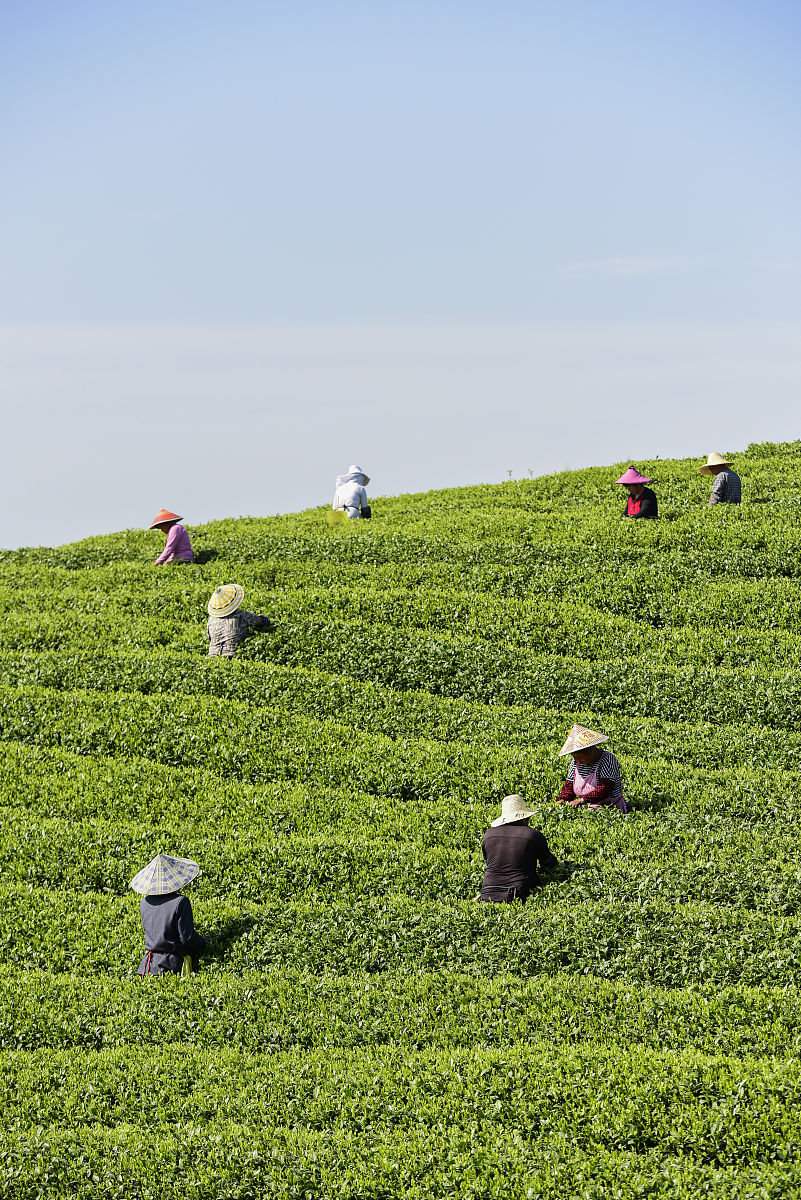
left=149, top=509, right=182, bottom=528
left=699, top=452, right=733, bottom=475
left=490, top=794, right=537, bottom=827
left=208, top=583, right=245, bottom=617
left=615, top=466, right=652, bottom=485
left=130, top=854, right=200, bottom=896
left=558, top=724, right=609, bottom=756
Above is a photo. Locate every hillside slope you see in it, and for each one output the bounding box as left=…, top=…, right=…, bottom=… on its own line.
left=3, top=441, right=801, bottom=1197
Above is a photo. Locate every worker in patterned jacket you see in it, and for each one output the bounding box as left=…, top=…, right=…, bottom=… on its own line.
left=131, top=853, right=207, bottom=976
left=555, top=725, right=629, bottom=814
left=699, top=452, right=742, bottom=505
left=207, top=584, right=271, bottom=657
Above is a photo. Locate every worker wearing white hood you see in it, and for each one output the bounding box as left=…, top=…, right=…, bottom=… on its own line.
left=333, top=464, right=371, bottom=519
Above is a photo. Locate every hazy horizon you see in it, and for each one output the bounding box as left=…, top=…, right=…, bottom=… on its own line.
left=2, top=2, right=799, bottom=548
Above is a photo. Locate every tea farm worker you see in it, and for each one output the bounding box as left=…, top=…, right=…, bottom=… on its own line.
left=616, top=467, right=658, bottom=519
left=555, top=725, right=629, bottom=814
left=150, top=509, right=194, bottom=565
left=700, top=452, right=742, bottom=506
left=131, top=853, right=207, bottom=977
left=207, top=583, right=271, bottom=657
left=479, top=795, right=558, bottom=903
left=332, top=465, right=370, bottom=519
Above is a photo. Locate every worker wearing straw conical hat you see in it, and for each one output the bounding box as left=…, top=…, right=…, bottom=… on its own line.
left=615, top=466, right=658, bottom=520
left=150, top=509, right=194, bottom=565
left=130, top=854, right=207, bottom=976
left=699, top=453, right=741, bottom=506
left=207, top=583, right=271, bottom=658
left=332, top=464, right=371, bottom=519
left=478, top=795, right=559, bottom=903
left=555, top=725, right=629, bottom=814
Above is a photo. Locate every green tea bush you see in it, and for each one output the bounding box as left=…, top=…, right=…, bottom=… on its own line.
left=3, top=441, right=801, bottom=1197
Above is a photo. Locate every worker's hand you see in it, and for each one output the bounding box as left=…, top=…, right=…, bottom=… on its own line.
left=567, top=798, right=583, bottom=807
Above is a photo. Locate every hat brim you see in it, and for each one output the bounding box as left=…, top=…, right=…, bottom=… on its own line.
left=130, top=860, right=200, bottom=895
left=491, top=810, right=536, bottom=827
left=208, top=585, right=245, bottom=617
left=150, top=517, right=182, bottom=529
left=558, top=736, right=608, bottom=756
left=699, top=461, right=732, bottom=474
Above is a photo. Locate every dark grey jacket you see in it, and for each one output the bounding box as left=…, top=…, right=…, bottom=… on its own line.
left=138, top=892, right=206, bottom=976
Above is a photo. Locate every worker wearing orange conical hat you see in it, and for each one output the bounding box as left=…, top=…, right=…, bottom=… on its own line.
left=149, top=509, right=194, bottom=566
left=555, top=725, right=629, bottom=814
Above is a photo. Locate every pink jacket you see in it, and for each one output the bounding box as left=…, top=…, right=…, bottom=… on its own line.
left=155, top=523, right=194, bottom=564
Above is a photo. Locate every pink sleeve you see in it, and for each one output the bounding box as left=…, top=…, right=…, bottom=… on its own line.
left=155, top=525, right=179, bottom=564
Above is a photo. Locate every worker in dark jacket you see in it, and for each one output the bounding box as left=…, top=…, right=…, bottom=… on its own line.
left=130, top=853, right=207, bottom=976
left=616, top=466, right=658, bottom=518
left=479, top=795, right=558, bottom=903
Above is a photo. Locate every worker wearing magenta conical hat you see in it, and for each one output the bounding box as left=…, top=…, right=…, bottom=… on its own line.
left=615, top=467, right=658, bottom=520
left=149, top=509, right=194, bottom=565
left=555, top=725, right=629, bottom=814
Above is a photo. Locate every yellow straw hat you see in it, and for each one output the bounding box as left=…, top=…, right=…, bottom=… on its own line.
left=558, top=724, right=609, bottom=756
left=208, top=583, right=245, bottom=617
left=699, top=452, right=733, bottom=475
left=490, top=794, right=537, bottom=828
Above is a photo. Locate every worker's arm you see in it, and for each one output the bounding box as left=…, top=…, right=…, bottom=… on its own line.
left=708, top=474, right=725, bottom=506
left=555, top=779, right=574, bottom=804
left=154, top=525, right=179, bottom=565
left=531, top=831, right=558, bottom=875
left=241, top=611, right=271, bottom=636
left=175, top=896, right=207, bottom=956
left=567, top=778, right=615, bottom=807
left=638, top=491, right=657, bottom=518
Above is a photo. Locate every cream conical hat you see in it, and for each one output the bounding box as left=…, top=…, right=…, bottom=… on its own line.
left=699, top=452, right=733, bottom=475
left=490, top=794, right=537, bottom=827
left=208, top=583, right=245, bottom=617
left=130, top=854, right=200, bottom=896
left=558, top=724, right=609, bottom=756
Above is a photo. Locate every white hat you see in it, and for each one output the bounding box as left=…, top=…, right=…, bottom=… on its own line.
left=490, top=794, right=537, bottom=827
left=347, top=464, right=370, bottom=485
left=130, top=853, right=200, bottom=896
left=699, top=452, right=733, bottom=475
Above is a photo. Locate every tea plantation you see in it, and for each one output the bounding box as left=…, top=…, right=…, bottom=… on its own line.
left=4, top=441, right=801, bottom=1198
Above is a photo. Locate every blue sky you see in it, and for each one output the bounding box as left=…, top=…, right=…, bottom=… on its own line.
left=1, top=1, right=800, bottom=544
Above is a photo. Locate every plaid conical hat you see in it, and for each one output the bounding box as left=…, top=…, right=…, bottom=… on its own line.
left=150, top=509, right=182, bottom=528
left=208, top=583, right=245, bottom=617
left=558, top=724, right=609, bottom=756
left=130, top=854, right=200, bottom=896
